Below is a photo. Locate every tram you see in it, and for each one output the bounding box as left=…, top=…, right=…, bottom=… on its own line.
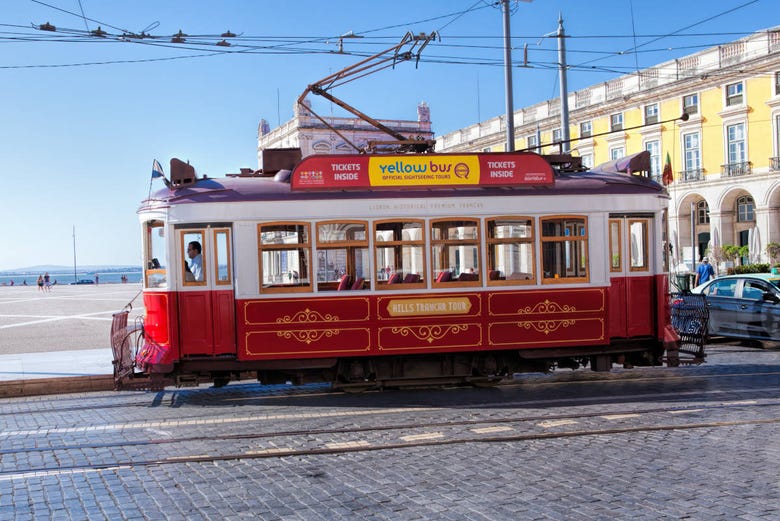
left=112, top=150, right=680, bottom=391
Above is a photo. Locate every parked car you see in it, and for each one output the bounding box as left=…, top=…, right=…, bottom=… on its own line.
left=690, top=273, right=780, bottom=342
left=70, top=279, right=95, bottom=285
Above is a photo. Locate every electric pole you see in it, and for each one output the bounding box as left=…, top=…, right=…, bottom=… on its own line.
left=502, top=0, right=515, bottom=151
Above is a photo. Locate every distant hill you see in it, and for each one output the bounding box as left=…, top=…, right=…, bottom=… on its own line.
left=0, top=265, right=141, bottom=275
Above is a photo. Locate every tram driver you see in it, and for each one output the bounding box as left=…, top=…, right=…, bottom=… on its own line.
left=185, top=240, right=203, bottom=281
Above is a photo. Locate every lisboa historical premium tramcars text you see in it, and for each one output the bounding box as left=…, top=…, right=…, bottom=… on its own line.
left=111, top=150, right=682, bottom=391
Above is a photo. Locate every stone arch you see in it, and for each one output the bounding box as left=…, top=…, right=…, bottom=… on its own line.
left=672, top=190, right=708, bottom=268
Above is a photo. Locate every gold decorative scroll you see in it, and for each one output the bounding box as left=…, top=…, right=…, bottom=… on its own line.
left=518, top=299, right=576, bottom=315
left=517, top=319, right=575, bottom=335
left=277, top=328, right=340, bottom=344
left=391, top=324, right=469, bottom=343
left=276, top=308, right=339, bottom=324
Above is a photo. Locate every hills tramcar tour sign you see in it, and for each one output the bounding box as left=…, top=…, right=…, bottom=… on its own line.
left=290, top=152, right=554, bottom=190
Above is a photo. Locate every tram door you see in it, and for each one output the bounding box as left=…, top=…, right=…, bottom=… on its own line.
left=177, top=226, right=236, bottom=357
left=608, top=216, right=655, bottom=338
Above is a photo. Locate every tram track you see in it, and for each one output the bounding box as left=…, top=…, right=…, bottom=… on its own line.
left=2, top=413, right=779, bottom=482
left=2, top=396, right=780, bottom=481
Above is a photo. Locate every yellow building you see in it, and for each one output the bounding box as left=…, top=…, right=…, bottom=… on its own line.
left=437, top=27, right=780, bottom=271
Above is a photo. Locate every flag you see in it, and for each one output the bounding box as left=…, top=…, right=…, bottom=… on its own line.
left=152, top=159, right=164, bottom=179
left=662, top=152, right=673, bottom=185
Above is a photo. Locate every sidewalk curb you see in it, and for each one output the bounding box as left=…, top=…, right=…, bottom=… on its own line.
left=0, top=375, right=114, bottom=398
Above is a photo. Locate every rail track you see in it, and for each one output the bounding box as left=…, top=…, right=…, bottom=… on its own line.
left=2, top=386, right=780, bottom=481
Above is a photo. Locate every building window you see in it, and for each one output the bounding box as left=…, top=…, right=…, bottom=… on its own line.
left=540, top=216, right=588, bottom=283
left=610, top=113, right=623, bottom=131
left=580, top=153, right=593, bottom=169
left=431, top=219, right=480, bottom=285
left=644, top=104, right=659, bottom=124
left=645, top=140, right=661, bottom=177
left=726, top=82, right=744, bottom=106
left=727, top=123, right=746, bottom=164
left=736, top=195, right=754, bottom=222
left=526, top=134, right=538, bottom=151
left=610, top=146, right=624, bottom=160
left=775, top=72, right=780, bottom=95
left=683, top=93, right=698, bottom=115
left=683, top=132, right=701, bottom=171
left=697, top=200, right=710, bottom=225
left=486, top=217, right=535, bottom=284
left=552, top=128, right=561, bottom=143
left=580, top=121, right=592, bottom=138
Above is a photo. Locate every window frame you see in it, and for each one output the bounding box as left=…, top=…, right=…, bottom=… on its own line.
left=540, top=215, right=589, bottom=284
left=736, top=195, right=755, bottom=223
left=315, top=220, right=370, bottom=291
left=144, top=220, right=167, bottom=289
left=610, top=113, right=624, bottom=131
left=644, top=103, right=659, bottom=125
left=628, top=219, right=650, bottom=273
left=683, top=93, right=699, bottom=115
left=181, top=229, right=207, bottom=287
left=430, top=218, right=481, bottom=288
left=485, top=216, right=536, bottom=286
left=580, top=121, right=592, bottom=138
left=725, top=81, right=744, bottom=107
left=212, top=228, right=232, bottom=286
left=609, top=219, right=622, bottom=272
left=373, top=219, right=426, bottom=290
left=258, top=221, right=312, bottom=294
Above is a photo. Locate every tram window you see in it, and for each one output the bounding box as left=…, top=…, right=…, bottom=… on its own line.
left=609, top=220, right=622, bottom=272
left=629, top=220, right=649, bottom=271
left=144, top=221, right=167, bottom=288
left=316, top=221, right=369, bottom=291
left=541, top=216, right=588, bottom=283
left=374, top=220, right=425, bottom=289
left=486, top=217, right=535, bottom=284
left=258, top=223, right=311, bottom=292
left=214, top=229, right=232, bottom=285
left=182, top=230, right=207, bottom=285
left=431, top=219, right=481, bottom=286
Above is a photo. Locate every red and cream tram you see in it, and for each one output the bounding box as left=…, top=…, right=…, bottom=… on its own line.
left=112, top=151, right=679, bottom=390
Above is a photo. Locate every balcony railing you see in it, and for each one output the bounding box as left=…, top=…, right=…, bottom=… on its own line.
left=771, top=157, right=780, bottom=171
left=721, top=161, right=752, bottom=177
left=680, top=168, right=703, bottom=182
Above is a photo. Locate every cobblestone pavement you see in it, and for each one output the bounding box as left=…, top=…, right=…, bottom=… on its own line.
left=1, top=344, right=779, bottom=520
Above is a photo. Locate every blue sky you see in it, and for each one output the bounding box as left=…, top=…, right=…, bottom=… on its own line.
left=0, top=0, right=776, bottom=270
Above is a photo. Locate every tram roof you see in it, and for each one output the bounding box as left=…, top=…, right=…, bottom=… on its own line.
left=141, top=168, right=667, bottom=210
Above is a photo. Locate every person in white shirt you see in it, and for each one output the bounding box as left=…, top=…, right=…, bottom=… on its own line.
left=186, top=241, right=203, bottom=281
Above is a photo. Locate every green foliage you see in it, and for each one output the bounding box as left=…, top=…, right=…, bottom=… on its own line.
left=720, top=244, right=741, bottom=262
left=767, top=242, right=780, bottom=266
left=733, top=263, right=769, bottom=274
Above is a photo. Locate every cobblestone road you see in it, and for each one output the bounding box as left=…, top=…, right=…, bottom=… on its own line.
left=1, top=344, right=779, bottom=520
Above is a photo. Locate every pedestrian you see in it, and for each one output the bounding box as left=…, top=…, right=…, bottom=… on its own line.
left=694, top=256, right=715, bottom=286
left=95, top=273, right=99, bottom=285
left=43, top=272, right=52, bottom=292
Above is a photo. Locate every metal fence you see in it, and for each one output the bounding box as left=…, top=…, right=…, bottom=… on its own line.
left=669, top=292, right=709, bottom=364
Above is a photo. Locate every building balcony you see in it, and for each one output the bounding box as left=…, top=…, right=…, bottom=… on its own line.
left=721, top=161, right=752, bottom=177
left=679, top=168, right=704, bottom=182
left=771, top=156, right=780, bottom=171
